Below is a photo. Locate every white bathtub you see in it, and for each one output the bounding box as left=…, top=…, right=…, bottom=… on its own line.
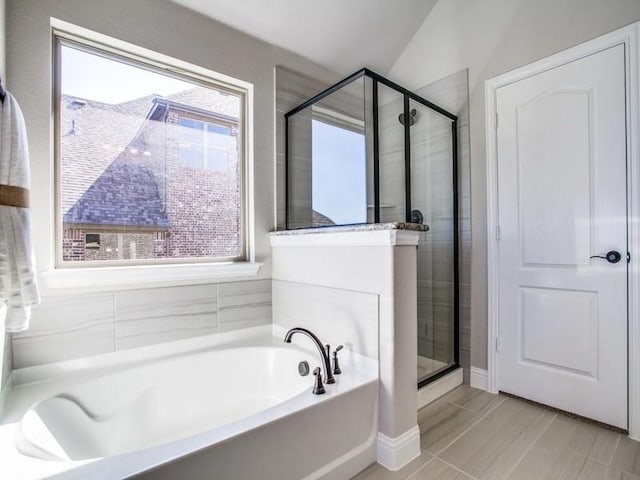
left=0, top=326, right=378, bottom=480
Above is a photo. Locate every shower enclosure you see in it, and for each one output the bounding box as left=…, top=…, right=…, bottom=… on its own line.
left=284, top=69, right=459, bottom=387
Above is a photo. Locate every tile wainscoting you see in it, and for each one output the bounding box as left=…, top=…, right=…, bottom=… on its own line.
left=11, top=280, right=272, bottom=368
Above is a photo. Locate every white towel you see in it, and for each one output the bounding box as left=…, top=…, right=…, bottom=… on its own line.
left=0, top=91, right=40, bottom=332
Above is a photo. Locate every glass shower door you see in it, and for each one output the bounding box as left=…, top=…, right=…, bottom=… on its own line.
left=409, top=99, right=457, bottom=385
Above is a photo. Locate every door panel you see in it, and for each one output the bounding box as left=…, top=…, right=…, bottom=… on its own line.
left=497, top=44, right=627, bottom=428
left=518, top=90, right=592, bottom=267
left=520, top=287, right=597, bottom=377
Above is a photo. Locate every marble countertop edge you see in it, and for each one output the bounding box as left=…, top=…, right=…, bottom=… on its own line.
left=268, top=222, right=429, bottom=236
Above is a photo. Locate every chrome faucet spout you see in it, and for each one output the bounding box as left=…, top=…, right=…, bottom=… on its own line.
left=284, top=327, right=335, bottom=384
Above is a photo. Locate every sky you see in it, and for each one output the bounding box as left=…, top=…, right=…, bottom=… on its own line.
left=61, top=45, right=193, bottom=104
left=312, top=120, right=367, bottom=225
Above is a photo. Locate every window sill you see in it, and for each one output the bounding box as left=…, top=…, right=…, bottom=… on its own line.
left=40, top=262, right=263, bottom=294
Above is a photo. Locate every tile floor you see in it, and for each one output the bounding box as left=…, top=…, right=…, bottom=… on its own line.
left=352, top=386, right=640, bottom=480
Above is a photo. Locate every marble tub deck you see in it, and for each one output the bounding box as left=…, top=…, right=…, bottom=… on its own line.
left=352, top=385, right=640, bottom=480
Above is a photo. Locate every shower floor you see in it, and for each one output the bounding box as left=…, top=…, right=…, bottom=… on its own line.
left=417, top=355, right=448, bottom=381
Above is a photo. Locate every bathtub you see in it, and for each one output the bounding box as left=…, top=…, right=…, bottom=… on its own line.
left=0, top=326, right=378, bottom=480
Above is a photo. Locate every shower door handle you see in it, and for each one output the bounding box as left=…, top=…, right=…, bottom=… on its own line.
left=410, top=209, right=424, bottom=224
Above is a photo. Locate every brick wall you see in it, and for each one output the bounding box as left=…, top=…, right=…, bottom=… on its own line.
left=162, top=109, right=241, bottom=259
left=62, top=229, right=85, bottom=261
left=63, top=229, right=166, bottom=262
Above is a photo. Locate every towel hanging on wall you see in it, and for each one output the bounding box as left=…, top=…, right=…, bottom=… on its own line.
left=0, top=87, right=40, bottom=332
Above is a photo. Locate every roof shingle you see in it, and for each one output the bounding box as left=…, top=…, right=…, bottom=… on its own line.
left=63, top=159, right=170, bottom=229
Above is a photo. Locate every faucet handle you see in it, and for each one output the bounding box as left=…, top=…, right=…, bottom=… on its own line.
left=312, top=367, right=326, bottom=395
left=324, top=344, right=337, bottom=384
left=333, top=345, right=343, bottom=375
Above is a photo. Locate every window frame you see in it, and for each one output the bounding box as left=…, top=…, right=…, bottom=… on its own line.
left=53, top=30, right=252, bottom=269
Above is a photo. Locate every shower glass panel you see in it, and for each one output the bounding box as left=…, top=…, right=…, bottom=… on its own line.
left=410, top=100, right=457, bottom=384
left=287, top=76, right=373, bottom=228
left=285, top=69, right=458, bottom=387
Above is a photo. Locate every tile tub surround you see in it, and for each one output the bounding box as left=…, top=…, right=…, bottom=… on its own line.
left=11, top=280, right=272, bottom=368
left=352, top=385, right=640, bottom=480
left=273, top=280, right=379, bottom=359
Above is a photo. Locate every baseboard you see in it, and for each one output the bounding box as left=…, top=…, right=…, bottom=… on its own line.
left=417, top=367, right=463, bottom=409
left=470, top=367, right=488, bottom=391
left=376, top=426, right=421, bottom=471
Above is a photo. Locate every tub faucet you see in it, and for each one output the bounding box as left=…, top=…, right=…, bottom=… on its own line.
left=284, top=327, right=335, bottom=384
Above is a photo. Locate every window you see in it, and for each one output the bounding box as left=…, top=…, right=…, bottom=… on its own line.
left=55, top=34, right=248, bottom=266
left=178, top=118, right=235, bottom=172
left=85, top=233, right=100, bottom=249
left=311, top=119, right=366, bottom=225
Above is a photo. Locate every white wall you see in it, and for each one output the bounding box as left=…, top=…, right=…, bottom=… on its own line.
left=389, top=0, right=640, bottom=370
left=5, top=0, right=338, bottom=367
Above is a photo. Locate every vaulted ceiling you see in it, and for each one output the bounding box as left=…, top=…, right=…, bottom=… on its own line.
left=170, top=0, right=438, bottom=75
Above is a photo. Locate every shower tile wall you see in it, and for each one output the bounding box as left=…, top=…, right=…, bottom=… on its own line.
left=11, top=279, right=272, bottom=368
left=378, top=87, right=407, bottom=223
left=415, top=70, right=471, bottom=381
left=411, top=99, right=456, bottom=372
left=287, top=108, right=313, bottom=228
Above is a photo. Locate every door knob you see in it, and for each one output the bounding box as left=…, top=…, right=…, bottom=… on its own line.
left=590, top=250, right=622, bottom=264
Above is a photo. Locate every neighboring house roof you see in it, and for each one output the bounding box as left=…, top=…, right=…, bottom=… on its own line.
left=61, top=87, right=239, bottom=229
left=158, top=88, right=240, bottom=118
left=61, top=95, right=151, bottom=214
left=63, top=159, right=170, bottom=230
left=312, top=210, right=336, bottom=226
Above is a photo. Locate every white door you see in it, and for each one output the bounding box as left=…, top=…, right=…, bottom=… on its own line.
left=496, top=44, right=628, bottom=428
